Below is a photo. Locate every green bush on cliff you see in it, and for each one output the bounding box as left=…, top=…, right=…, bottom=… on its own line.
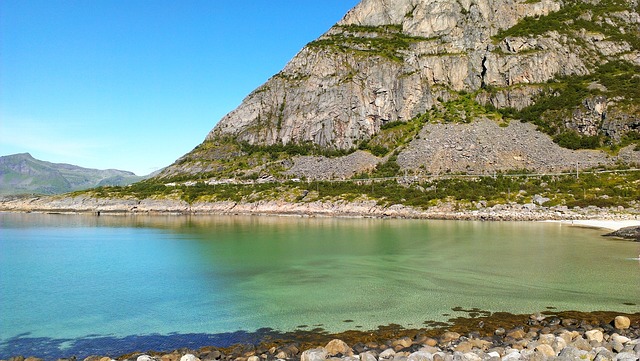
left=496, top=60, right=640, bottom=151
left=308, top=24, right=429, bottom=62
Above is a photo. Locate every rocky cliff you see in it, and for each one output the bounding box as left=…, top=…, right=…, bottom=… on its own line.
left=159, top=0, right=640, bottom=181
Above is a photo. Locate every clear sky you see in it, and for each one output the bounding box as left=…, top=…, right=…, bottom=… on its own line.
left=0, top=0, right=360, bottom=175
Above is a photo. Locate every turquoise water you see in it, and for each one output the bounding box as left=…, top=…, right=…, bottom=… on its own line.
left=1, top=213, right=638, bottom=357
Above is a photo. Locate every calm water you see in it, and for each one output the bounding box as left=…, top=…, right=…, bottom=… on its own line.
left=1, top=213, right=638, bottom=357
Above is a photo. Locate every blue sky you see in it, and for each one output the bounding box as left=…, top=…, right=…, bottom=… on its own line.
left=0, top=0, right=359, bottom=175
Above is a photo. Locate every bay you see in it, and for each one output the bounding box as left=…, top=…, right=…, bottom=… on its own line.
left=0, top=213, right=638, bottom=357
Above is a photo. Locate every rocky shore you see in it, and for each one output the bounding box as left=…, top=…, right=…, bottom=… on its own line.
left=3, top=312, right=639, bottom=361
left=1, top=195, right=639, bottom=224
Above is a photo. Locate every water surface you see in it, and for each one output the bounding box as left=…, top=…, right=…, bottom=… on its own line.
left=1, top=213, right=638, bottom=357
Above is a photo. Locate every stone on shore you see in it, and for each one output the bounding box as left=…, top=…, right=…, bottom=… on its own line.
left=179, top=355, right=199, bottom=361
left=392, top=337, right=413, bottom=349
left=615, top=316, right=631, bottom=329
left=534, top=344, right=556, bottom=357
left=301, top=348, right=328, bottom=361
left=604, top=226, right=640, bottom=241
left=325, top=339, right=353, bottom=356
left=586, top=329, right=605, bottom=343
left=439, top=331, right=461, bottom=343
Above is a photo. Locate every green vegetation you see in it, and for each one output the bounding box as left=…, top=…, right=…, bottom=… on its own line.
left=430, top=92, right=505, bottom=125
left=308, top=24, right=430, bottom=62
left=80, top=167, right=640, bottom=209
left=495, top=60, right=640, bottom=150
left=493, top=0, right=639, bottom=50
left=358, top=116, right=428, bottom=156
left=357, top=92, right=507, bottom=157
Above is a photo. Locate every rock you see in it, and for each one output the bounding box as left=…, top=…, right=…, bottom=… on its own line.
left=538, top=333, right=555, bottom=345
left=439, top=331, right=461, bottom=343
left=532, top=195, right=550, bottom=206
left=571, top=337, right=592, bottom=351
left=614, top=316, right=632, bottom=329
left=604, top=227, right=640, bottom=241
left=501, top=350, right=522, bottom=360
left=460, top=352, right=481, bottom=361
left=360, top=351, right=379, bottom=361
left=615, top=352, right=639, bottom=361
left=246, top=357, right=259, bottom=361
left=423, top=338, right=438, bottom=347
left=325, top=339, right=353, bottom=356
left=611, top=334, right=631, bottom=344
left=454, top=341, right=473, bottom=353
left=392, top=337, right=413, bottom=349
left=506, top=329, right=526, bottom=339
left=300, top=348, right=328, bottom=361
left=552, top=336, right=568, bottom=354
left=137, top=356, right=156, bottom=361
left=595, top=347, right=616, bottom=361
left=612, top=341, right=625, bottom=353
left=407, top=351, right=433, bottom=361
left=160, top=356, right=179, bottom=361
left=559, top=346, right=590, bottom=360
left=534, top=344, right=556, bottom=357
left=137, top=0, right=640, bottom=183
left=379, top=349, right=396, bottom=360
left=208, top=351, right=222, bottom=360
left=180, top=355, right=200, bottom=361
left=586, top=330, right=605, bottom=343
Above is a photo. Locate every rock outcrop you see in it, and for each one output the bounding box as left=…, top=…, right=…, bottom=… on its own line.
left=158, top=0, right=640, bottom=181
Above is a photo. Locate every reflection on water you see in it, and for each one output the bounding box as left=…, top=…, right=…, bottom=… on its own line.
left=1, top=213, right=638, bottom=344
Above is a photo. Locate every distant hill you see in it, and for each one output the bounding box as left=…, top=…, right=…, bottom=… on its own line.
left=0, top=153, right=145, bottom=195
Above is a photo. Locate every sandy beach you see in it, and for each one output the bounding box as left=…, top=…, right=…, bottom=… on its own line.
left=552, top=219, right=640, bottom=231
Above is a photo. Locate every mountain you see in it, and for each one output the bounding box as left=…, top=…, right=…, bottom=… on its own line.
left=159, top=0, right=640, bottom=181
left=0, top=153, right=144, bottom=195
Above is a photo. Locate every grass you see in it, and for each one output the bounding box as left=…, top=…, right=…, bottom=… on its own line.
left=308, top=24, right=430, bottom=62
left=78, top=167, right=640, bottom=209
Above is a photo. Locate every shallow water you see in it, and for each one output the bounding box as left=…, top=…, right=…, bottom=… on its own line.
left=1, top=213, right=638, bottom=357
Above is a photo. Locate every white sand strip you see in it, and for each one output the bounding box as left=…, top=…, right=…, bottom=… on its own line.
left=554, top=219, right=640, bottom=231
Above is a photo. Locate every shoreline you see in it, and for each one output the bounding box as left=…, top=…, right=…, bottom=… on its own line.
left=548, top=219, right=640, bottom=231
left=1, top=195, right=639, bottom=228
left=2, top=310, right=638, bottom=361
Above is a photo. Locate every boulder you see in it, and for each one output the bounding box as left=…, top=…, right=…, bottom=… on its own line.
left=324, top=339, right=353, bottom=357
left=604, top=227, right=640, bottom=241
left=179, top=355, right=199, bottom=361
left=392, top=337, right=413, bottom=349
left=614, top=316, right=632, bottom=329
left=439, top=331, right=461, bottom=343
left=534, top=344, right=556, bottom=357
left=360, top=351, right=378, bottom=361
left=379, top=348, right=396, bottom=360
left=586, top=330, right=605, bottom=343
left=407, top=351, right=433, bottom=361
left=300, top=348, right=328, bottom=361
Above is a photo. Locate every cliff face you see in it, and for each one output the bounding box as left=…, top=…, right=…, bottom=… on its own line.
left=160, top=0, right=640, bottom=180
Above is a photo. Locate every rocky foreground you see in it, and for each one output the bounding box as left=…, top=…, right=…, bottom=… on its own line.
left=3, top=312, right=639, bottom=361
